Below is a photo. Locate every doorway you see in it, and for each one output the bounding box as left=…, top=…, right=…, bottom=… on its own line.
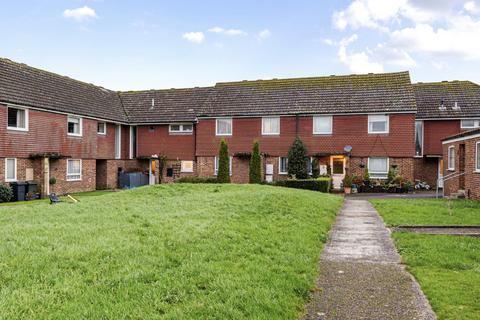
left=330, top=156, right=345, bottom=190
left=96, top=160, right=107, bottom=190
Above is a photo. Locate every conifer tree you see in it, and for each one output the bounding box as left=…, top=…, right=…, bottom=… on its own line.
left=249, top=141, right=262, bottom=183
left=217, top=139, right=231, bottom=183
left=287, top=137, right=309, bottom=179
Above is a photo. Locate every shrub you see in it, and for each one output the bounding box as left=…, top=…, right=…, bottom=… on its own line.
left=0, top=184, right=13, bottom=203
left=217, top=139, right=231, bottom=183
left=273, top=178, right=331, bottom=193
left=342, top=174, right=354, bottom=187
left=249, top=141, right=262, bottom=184
left=363, top=168, right=370, bottom=182
left=287, top=137, right=309, bottom=179
left=311, top=158, right=320, bottom=179
left=176, top=177, right=218, bottom=184
left=49, top=177, right=57, bottom=185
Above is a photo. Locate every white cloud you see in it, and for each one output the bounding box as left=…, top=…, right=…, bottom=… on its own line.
left=337, top=34, right=385, bottom=73
left=256, top=29, right=271, bottom=41
left=182, top=32, right=205, bottom=44
left=208, top=26, right=247, bottom=36
left=63, top=6, right=98, bottom=22
left=464, top=1, right=480, bottom=14
left=390, top=16, right=480, bottom=59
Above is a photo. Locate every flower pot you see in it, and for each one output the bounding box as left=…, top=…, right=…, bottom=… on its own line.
left=344, top=187, right=352, bottom=194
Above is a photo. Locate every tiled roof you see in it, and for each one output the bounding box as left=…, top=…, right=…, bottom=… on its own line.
left=413, top=81, right=480, bottom=119
left=0, top=58, right=127, bottom=122
left=442, top=127, right=480, bottom=142
left=119, top=87, right=213, bottom=123
left=198, top=72, right=417, bottom=117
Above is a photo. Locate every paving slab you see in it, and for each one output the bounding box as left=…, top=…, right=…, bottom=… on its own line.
left=302, top=199, right=436, bottom=320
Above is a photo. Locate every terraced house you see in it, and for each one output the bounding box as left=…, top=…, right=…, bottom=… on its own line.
left=1, top=58, right=480, bottom=196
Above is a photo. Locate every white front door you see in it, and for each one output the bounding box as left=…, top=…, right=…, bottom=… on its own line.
left=331, top=156, right=345, bottom=189
left=438, top=158, right=444, bottom=188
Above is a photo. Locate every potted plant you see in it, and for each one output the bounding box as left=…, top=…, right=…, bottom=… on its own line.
left=342, top=174, right=353, bottom=194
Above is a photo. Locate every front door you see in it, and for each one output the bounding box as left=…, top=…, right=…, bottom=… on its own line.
left=438, top=158, right=444, bottom=189
left=330, top=156, right=345, bottom=189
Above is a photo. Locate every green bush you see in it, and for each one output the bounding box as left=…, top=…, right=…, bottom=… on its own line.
left=249, top=141, right=262, bottom=184
left=176, top=176, right=218, bottom=184
left=273, top=178, right=331, bottom=193
left=217, top=139, right=231, bottom=183
left=0, top=184, right=13, bottom=203
left=287, top=137, right=309, bottom=179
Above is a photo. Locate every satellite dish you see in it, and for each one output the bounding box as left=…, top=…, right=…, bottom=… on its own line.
left=344, top=146, right=353, bottom=153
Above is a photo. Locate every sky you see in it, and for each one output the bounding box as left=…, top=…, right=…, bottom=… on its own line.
left=1, top=0, right=480, bottom=91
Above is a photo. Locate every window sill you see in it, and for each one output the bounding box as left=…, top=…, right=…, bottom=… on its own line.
left=447, top=169, right=455, bottom=172
left=313, top=132, right=332, bottom=135
left=215, top=133, right=232, bottom=136
left=67, top=134, right=83, bottom=137
left=262, top=133, right=280, bottom=136
left=5, top=179, right=17, bottom=183
left=97, top=132, right=107, bottom=136
left=279, top=172, right=288, bottom=175
left=169, top=132, right=193, bottom=135
left=368, top=132, right=389, bottom=135
left=181, top=170, right=194, bottom=173
left=66, top=178, right=82, bottom=182
left=7, top=127, right=28, bottom=132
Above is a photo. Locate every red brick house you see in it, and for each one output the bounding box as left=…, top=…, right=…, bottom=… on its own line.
left=442, top=129, right=480, bottom=199
left=1, top=57, right=479, bottom=195
left=413, top=81, right=480, bottom=188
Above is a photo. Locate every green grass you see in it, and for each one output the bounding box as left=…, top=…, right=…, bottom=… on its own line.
left=0, top=184, right=342, bottom=319
left=370, top=198, right=480, bottom=226
left=0, top=190, right=115, bottom=207
left=393, top=233, right=480, bottom=320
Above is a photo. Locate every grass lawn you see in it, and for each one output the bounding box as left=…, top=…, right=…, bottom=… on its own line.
left=393, top=233, right=480, bottom=320
left=0, top=190, right=116, bottom=207
left=373, top=198, right=480, bottom=320
left=370, top=198, right=480, bottom=226
left=0, top=184, right=342, bottom=319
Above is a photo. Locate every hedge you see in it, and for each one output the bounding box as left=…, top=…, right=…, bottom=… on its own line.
left=272, top=178, right=332, bottom=193
left=176, top=177, right=218, bottom=184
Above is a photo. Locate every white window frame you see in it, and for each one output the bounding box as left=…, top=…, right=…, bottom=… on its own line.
left=5, top=158, right=17, bottom=182
left=214, top=156, right=232, bottom=175
left=169, top=123, right=194, bottom=134
left=66, top=159, right=82, bottom=181
left=476, top=142, right=480, bottom=173
left=97, top=122, right=107, bottom=135
left=215, top=118, right=233, bottom=136
left=367, top=157, right=389, bottom=179
left=279, top=157, right=288, bottom=175
left=7, top=106, right=29, bottom=132
left=262, top=117, right=280, bottom=135
left=67, top=116, right=83, bottom=137
left=460, top=119, right=480, bottom=129
left=368, top=114, right=389, bottom=134
left=181, top=160, right=194, bottom=173
left=115, top=125, right=122, bottom=159
left=414, top=120, right=424, bottom=158
left=448, top=146, right=455, bottom=171
left=313, top=116, right=333, bottom=135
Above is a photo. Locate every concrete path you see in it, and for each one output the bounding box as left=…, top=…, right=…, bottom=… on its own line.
left=302, top=199, right=436, bottom=320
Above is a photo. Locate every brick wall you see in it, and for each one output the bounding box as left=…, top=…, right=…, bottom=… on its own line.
left=49, top=159, right=96, bottom=194
left=349, top=157, right=414, bottom=182
left=414, top=158, right=439, bottom=187
left=443, top=138, right=480, bottom=200
left=196, top=114, right=416, bottom=158
left=423, top=120, right=460, bottom=156
left=137, top=124, right=195, bottom=160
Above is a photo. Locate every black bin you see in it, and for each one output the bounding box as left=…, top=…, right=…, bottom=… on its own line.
left=27, top=181, right=38, bottom=194
left=10, top=181, right=27, bottom=202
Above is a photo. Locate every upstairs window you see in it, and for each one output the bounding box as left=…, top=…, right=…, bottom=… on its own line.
left=7, top=107, right=28, bottom=131
left=262, top=117, right=280, bottom=135
left=368, top=157, right=389, bottom=179
left=279, top=157, right=288, bottom=175
left=368, top=115, right=389, bottom=134
left=460, top=119, right=480, bottom=129
left=313, top=116, right=332, bottom=134
left=169, top=123, right=193, bottom=134
left=448, top=146, right=455, bottom=171
left=66, top=159, right=82, bottom=181
left=216, top=118, right=232, bottom=136
left=415, top=121, right=424, bottom=157
left=67, top=116, right=82, bottom=136
left=5, top=158, right=17, bottom=182
left=214, top=156, right=232, bottom=175
left=97, top=122, right=106, bottom=135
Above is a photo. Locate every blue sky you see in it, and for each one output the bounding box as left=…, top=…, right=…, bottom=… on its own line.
left=1, top=0, right=480, bottom=90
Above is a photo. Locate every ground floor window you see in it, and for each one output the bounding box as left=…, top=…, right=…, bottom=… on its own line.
left=214, top=157, right=232, bottom=175
left=448, top=146, right=455, bottom=171
left=181, top=160, right=194, bottom=173
left=5, top=158, right=17, bottom=182
left=67, top=159, right=82, bottom=181
left=368, top=157, right=388, bottom=179
left=279, top=157, right=288, bottom=174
